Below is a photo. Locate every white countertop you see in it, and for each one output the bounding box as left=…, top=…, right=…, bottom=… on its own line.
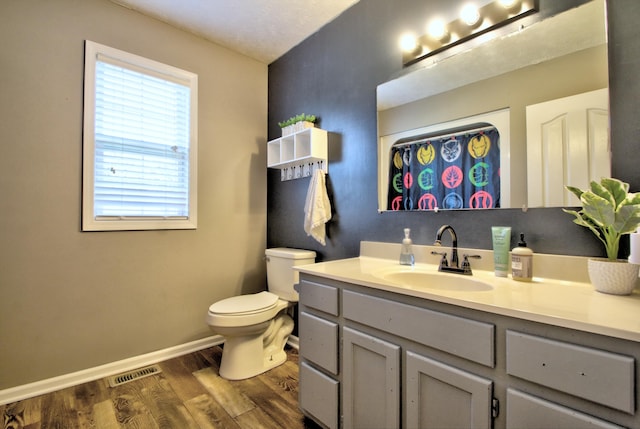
left=296, top=242, right=640, bottom=343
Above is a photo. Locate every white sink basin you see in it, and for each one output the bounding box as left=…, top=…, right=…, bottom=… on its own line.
left=373, top=267, right=493, bottom=292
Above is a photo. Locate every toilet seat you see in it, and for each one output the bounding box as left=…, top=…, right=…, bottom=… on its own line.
left=209, top=291, right=279, bottom=316
left=206, top=291, right=290, bottom=328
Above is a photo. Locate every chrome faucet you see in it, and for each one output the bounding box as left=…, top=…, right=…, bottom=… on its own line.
left=434, top=224, right=459, bottom=268
left=431, top=224, right=480, bottom=275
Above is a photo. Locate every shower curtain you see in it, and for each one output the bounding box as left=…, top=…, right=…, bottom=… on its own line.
left=387, top=127, right=500, bottom=210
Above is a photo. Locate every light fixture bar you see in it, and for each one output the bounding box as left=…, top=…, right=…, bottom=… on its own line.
left=402, top=0, right=538, bottom=66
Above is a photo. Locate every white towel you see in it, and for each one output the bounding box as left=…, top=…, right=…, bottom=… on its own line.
left=304, top=169, right=331, bottom=246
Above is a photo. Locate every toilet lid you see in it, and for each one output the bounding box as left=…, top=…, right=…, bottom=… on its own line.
left=209, top=291, right=279, bottom=315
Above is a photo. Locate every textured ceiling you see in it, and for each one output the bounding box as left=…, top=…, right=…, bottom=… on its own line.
left=110, top=0, right=359, bottom=64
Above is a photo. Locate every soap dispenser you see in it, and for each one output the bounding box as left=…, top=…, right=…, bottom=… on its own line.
left=399, top=228, right=415, bottom=266
left=512, top=233, right=533, bottom=281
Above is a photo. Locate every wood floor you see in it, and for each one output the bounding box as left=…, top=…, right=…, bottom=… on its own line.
left=1, top=346, right=322, bottom=429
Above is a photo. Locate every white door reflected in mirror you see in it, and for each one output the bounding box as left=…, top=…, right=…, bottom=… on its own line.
left=526, top=88, right=610, bottom=208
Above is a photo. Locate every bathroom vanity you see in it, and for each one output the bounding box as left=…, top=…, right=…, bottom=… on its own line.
left=296, top=242, right=640, bottom=429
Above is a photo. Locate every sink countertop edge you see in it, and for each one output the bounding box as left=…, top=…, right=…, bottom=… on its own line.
left=295, top=255, right=640, bottom=343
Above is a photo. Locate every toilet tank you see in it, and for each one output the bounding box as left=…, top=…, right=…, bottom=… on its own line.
left=265, top=248, right=316, bottom=302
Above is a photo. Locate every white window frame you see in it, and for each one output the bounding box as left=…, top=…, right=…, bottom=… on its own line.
left=82, top=40, right=198, bottom=231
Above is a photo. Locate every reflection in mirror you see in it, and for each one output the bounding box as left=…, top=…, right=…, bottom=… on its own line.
left=526, top=88, right=610, bottom=207
left=380, top=110, right=510, bottom=210
left=387, top=124, right=501, bottom=210
left=377, top=0, right=608, bottom=211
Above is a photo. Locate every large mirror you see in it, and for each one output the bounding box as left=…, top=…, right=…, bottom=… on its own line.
left=377, top=0, right=608, bottom=211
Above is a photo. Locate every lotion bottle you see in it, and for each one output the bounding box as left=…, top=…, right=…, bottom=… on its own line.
left=511, top=233, right=533, bottom=281
left=491, top=226, right=511, bottom=277
left=399, top=228, right=415, bottom=266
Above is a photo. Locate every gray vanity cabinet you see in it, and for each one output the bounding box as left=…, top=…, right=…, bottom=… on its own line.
left=297, top=273, right=638, bottom=429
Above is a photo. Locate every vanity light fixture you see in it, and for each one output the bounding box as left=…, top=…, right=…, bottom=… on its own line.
left=401, top=0, right=537, bottom=66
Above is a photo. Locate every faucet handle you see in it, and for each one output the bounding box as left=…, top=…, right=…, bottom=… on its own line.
left=461, top=254, right=481, bottom=274
left=431, top=251, right=448, bottom=267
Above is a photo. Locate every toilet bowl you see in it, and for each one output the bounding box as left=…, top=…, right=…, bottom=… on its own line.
left=206, top=291, right=294, bottom=380
left=206, top=248, right=316, bottom=380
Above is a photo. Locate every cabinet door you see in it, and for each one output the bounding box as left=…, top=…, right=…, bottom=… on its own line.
left=343, top=327, right=401, bottom=429
left=406, top=351, right=493, bottom=429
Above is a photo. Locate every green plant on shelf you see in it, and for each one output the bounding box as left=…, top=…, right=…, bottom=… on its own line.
left=278, top=113, right=317, bottom=128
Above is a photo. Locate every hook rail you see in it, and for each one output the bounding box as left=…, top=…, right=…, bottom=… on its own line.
left=280, top=160, right=327, bottom=181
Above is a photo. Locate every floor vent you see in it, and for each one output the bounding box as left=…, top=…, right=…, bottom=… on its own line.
left=108, top=364, right=162, bottom=387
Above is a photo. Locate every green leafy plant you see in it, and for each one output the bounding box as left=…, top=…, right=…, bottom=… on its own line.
left=278, top=113, right=317, bottom=128
left=563, top=178, right=640, bottom=260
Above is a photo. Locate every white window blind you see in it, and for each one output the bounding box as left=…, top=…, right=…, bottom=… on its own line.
left=83, top=41, right=197, bottom=231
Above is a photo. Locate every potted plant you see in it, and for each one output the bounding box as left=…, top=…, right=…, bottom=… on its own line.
left=278, top=113, right=317, bottom=136
left=563, top=177, right=640, bottom=295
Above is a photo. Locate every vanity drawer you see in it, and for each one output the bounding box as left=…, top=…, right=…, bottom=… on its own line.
left=299, top=361, right=339, bottom=429
left=299, top=279, right=339, bottom=316
left=299, top=311, right=339, bottom=374
left=506, top=331, right=635, bottom=413
left=343, top=290, right=494, bottom=367
left=506, top=389, right=625, bottom=429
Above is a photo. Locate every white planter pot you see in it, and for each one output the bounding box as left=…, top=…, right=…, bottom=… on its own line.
left=294, top=121, right=315, bottom=133
left=587, top=258, right=639, bottom=295
left=281, top=125, right=295, bottom=136
left=281, top=121, right=315, bottom=136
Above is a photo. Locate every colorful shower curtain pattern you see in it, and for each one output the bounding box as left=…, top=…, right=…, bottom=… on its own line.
left=387, top=127, right=500, bottom=210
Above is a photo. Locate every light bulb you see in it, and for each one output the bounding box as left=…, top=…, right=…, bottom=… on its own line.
left=499, top=0, right=518, bottom=8
left=460, top=4, right=481, bottom=26
left=427, top=18, right=448, bottom=41
left=399, top=33, right=419, bottom=53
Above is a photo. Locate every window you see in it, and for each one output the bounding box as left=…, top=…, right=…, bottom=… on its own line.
left=83, top=41, right=197, bottom=231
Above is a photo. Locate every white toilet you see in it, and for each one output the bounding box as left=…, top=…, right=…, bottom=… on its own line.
left=206, top=247, right=316, bottom=380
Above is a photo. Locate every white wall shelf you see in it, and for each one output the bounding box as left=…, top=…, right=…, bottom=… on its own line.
left=268, top=127, right=328, bottom=181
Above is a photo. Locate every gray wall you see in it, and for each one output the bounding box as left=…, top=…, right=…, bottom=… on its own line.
left=268, top=0, right=639, bottom=262
left=0, top=0, right=268, bottom=389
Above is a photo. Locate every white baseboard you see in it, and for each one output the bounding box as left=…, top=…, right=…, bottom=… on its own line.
left=0, top=335, right=224, bottom=406
left=287, top=334, right=299, bottom=350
